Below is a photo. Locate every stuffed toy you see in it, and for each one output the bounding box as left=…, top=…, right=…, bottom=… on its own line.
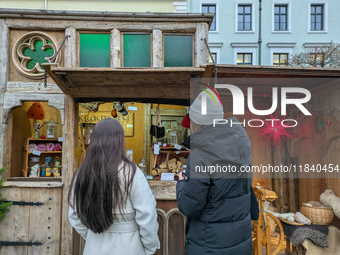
left=320, top=189, right=340, bottom=219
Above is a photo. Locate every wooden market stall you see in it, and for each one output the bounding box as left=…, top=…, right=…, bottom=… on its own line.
left=0, top=8, right=340, bottom=255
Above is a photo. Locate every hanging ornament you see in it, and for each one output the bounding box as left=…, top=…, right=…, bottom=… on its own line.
left=258, top=112, right=293, bottom=147
left=326, top=121, right=332, bottom=126
left=111, top=109, right=117, bottom=118
left=263, top=92, right=268, bottom=97
left=293, top=133, right=297, bottom=137
left=314, top=115, right=324, bottom=133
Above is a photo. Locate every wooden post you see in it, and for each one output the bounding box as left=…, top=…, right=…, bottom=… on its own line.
left=0, top=19, right=9, bottom=178
left=143, top=104, right=151, bottom=173
left=110, top=28, right=121, bottom=68
left=61, top=95, right=76, bottom=255
left=64, top=27, right=77, bottom=68
left=152, top=29, right=163, bottom=67
left=61, top=27, right=77, bottom=255
left=195, top=23, right=209, bottom=67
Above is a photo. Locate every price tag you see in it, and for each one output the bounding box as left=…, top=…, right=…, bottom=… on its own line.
left=158, top=142, right=162, bottom=145
left=161, top=173, right=175, bottom=181
left=58, top=137, right=63, bottom=142
left=163, top=143, right=167, bottom=147
left=154, top=144, right=160, bottom=155
left=174, top=144, right=182, bottom=150
left=128, top=106, right=138, bottom=111
left=32, top=150, right=41, bottom=156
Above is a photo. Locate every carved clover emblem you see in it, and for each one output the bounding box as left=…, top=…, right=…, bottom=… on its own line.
left=12, top=32, right=60, bottom=79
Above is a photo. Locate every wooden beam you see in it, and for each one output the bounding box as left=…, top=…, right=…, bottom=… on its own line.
left=150, top=109, right=187, bottom=116
left=195, top=23, right=209, bottom=67
left=152, top=29, right=163, bottom=67
left=61, top=27, right=77, bottom=255
left=0, top=19, right=9, bottom=175
left=110, top=28, right=121, bottom=68
left=6, top=18, right=199, bottom=32
left=0, top=9, right=214, bottom=23
left=64, top=27, right=77, bottom=68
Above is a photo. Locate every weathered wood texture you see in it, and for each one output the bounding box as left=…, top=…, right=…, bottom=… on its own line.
left=296, top=89, right=340, bottom=229
left=64, top=27, right=77, bottom=68
left=6, top=18, right=199, bottom=31
left=143, top=103, right=151, bottom=173
left=149, top=181, right=177, bottom=200
left=0, top=187, right=62, bottom=255
left=2, top=181, right=63, bottom=188
left=155, top=200, right=185, bottom=255
left=110, top=28, right=121, bottom=68
left=60, top=95, right=76, bottom=255
left=0, top=19, right=9, bottom=175
left=195, top=23, right=209, bottom=67
left=43, top=65, right=204, bottom=101
left=6, top=81, right=62, bottom=94
left=0, top=9, right=213, bottom=20
left=152, top=29, right=163, bottom=67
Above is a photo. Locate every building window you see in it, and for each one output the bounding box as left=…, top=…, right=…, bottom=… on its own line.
left=310, top=53, right=324, bottom=66
left=273, top=53, right=288, bottom=66
left=311, top=5, right=324, bottom=31
left=237, top=53, right=252, bottom=65
left=238, top=5, right=252, bottom=31
left=164, top=35, right=193, bottom=67
left=274, top=5, right=287, bottom=31
left=123, top=34, right=151, bottom=67
left=209, top=53, right=217, bottom=63
left=202, top=4, right=216, bottom=31
left=80, top=34, right=110, bottom=67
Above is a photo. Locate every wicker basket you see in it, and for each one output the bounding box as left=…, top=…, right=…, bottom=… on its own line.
left=300, top=203, right=334, bottom=225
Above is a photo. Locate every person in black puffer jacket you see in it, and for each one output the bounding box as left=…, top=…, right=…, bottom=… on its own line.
left=177, top=88, right=259, bottom=255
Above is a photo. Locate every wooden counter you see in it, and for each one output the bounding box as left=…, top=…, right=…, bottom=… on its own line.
left=148, top=181, right=185, bottom=255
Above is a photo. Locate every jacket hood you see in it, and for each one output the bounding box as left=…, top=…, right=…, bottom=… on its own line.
left=188, top=117, right=252, bottom=167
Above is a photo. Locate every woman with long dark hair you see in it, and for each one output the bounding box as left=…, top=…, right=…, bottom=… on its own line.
left=68, top=118, right=160, bottom=255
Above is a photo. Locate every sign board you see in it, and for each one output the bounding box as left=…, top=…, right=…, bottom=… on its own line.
left=79, top=112, right=134, bottom=137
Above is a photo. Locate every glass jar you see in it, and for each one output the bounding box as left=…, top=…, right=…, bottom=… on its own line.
left=43, top=119, right=59, bottom=139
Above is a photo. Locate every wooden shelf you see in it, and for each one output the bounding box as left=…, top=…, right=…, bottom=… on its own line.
left=28, top=151, right=62, bottom=154
left=151, top=146, right=189, bottom=150
left=27, top=138, right=61, bottom=142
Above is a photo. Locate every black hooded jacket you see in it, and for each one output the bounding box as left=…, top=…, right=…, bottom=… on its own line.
left=176, top=117, right=257, bottom=255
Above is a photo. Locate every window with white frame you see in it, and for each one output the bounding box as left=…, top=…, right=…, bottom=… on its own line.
left=273, top=53, right=288, bottom=66
left=209, top=52, right=217, bottom=63
left=274, top=5, right=288, bottom=31
left=308, top=3, right=327, bottom=33
left=238, top=5, right=252, bottom=31
left=202, top=4, right=217, bottom=31
left=310, top=4, right=324, bottom=31
left=237, top=53, right=252, bottom=65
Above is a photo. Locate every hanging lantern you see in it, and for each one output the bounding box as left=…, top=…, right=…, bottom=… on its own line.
left=258, top=112, right=293, bottom=147
left=326, top=121, right=332, bottom=126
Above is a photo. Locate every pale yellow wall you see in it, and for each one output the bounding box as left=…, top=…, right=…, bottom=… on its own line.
left=0, top=0, right=176, bottom=12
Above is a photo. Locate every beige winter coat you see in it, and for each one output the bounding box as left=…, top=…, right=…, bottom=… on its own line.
left=68, top=166, right=160, bottom=255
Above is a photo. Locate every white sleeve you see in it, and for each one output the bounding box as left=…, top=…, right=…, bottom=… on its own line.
left=68, top=199, right=89, bottom=239
left=130, top=168, right=160, bottom=255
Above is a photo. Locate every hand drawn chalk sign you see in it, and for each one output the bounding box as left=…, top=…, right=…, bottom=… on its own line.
left=79, top=112, right=134, bottom=137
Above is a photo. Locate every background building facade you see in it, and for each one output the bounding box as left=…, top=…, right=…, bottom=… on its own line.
left=190, top=0, right=340, bottom=65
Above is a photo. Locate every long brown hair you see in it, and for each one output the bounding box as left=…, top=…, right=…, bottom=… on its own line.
left=68, top=118, right=136, bottom=233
